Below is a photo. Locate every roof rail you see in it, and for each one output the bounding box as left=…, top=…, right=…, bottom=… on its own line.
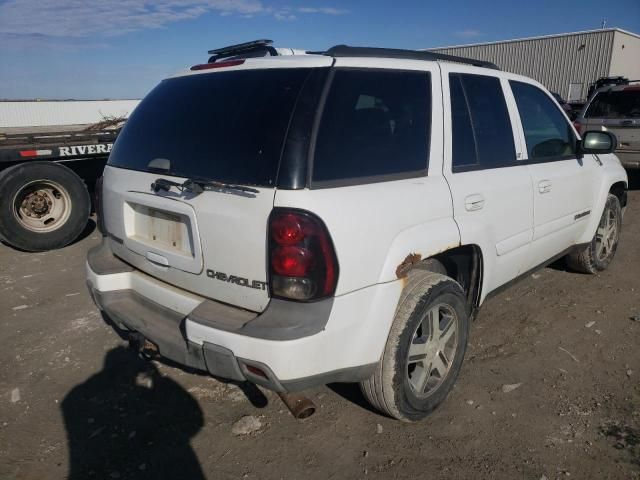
left=207, top=39, right=276, bottom=62
left=324, top=45, right=500, bottom=70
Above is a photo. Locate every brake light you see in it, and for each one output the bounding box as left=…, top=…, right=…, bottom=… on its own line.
left=573, top=120, right=583, bottom=135
left=268, top=209, right=339, bottom=301
left=190, top=59, right=245, bottom=71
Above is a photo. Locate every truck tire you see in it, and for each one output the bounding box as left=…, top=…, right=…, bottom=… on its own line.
left=360, top=270, right=470, bottom=422
left=0, top=162, right=90, bottom=252
left=566, top=194, right=622, bottom=274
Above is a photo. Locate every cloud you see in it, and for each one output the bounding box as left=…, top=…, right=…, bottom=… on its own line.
left=297, top=7, right=347, bottom=15
left=0, top=1, right=348, bottom=39
left=274, top=12, right=297, bottom=21
left=0, top=0, right=264, bottom=37
left=454, top=30, right=482, bottom=38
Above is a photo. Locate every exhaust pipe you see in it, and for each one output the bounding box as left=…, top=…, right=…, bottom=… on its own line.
left=277, top=391, right=316, bottom=419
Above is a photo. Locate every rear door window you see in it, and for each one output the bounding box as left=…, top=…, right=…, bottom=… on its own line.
left=585, top=90, right=640, bottom=119
left=108, top=68, right=312, bottom=187
left=510, top=81, right=577, bottom=160
left=449, top=73, right=516, bottom=172
left=312, top=69, right=431, bottom=185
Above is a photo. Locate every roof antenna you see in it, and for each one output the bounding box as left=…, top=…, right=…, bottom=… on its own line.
left=601, top=18, right=607, bottom=29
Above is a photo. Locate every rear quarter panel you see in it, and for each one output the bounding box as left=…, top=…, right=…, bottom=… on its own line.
left=274, top=176, right=459, bottom=296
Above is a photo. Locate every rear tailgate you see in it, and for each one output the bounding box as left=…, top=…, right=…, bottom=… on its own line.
left=101, top=61, right=328, bottom=313
left=102, top=166, right=274, bottom=312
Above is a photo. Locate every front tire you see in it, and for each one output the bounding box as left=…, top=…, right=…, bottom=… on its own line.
left=360, top=270, right=470, bottom=422
left=0, top=162, right=90, bottom=252
left=566, top=194, right=622, bottom=274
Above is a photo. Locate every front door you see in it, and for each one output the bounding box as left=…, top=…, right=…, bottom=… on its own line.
left=508, top=80, right=598, bottom=271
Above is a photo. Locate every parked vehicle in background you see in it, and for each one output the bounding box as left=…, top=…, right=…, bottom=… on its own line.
left=551, top=91, right=574, bottom=116
left=575, top=78, right=640, bottom=169
left=87, top=40, right=628, bottom=422
left=586, top=76, right=631, bottom=100
left=0, top=123, right=120, bottom=251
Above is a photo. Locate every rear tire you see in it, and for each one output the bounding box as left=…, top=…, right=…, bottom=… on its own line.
left=360, top=270, right=470, bottom=422
left=566, top=194, right=622, bottom=274
left=0, top=162, right=90, bottom=252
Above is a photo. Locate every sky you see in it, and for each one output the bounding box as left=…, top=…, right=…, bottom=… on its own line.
left=1, top=0, right=639, bottom=100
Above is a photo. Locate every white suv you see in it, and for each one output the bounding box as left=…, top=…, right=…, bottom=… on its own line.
left=87, top=43, right=628, bottom=421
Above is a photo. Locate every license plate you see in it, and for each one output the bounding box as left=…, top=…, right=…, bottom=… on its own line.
left=131, top=205, right=191, bottom=255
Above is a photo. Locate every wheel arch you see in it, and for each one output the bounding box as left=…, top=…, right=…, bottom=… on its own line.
left=400, top=244, right=484, bottom=318
left=577, top=167, right=628, bottom=245
left=609, top=181, right=627, bottom=209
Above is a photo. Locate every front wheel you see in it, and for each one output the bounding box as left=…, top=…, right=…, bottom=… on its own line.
left=360, top=270, right=470, bottom=422
left=566, top=194, right=622, bottom=274
left=0, top=162, right=90, bottom=252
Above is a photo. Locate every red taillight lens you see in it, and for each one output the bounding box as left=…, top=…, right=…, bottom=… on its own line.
left=268, top=209, right=339, bottom=301
left=271, top=213, right=305, bottom=245
left=190, top=59, right=245, bottom=71
left=272, top=246, right=314, bottom=276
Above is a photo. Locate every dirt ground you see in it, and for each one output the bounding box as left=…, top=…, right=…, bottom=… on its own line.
left=1, top=174, right=639, bottom=480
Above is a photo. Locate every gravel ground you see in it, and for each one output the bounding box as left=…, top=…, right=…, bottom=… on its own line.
left=1, top=174, right=639, bottom=480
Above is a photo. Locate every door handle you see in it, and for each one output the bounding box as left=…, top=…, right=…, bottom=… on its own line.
left=538, top=180, right=552, bottom=194
left=465, top=194, right=485, bottom=211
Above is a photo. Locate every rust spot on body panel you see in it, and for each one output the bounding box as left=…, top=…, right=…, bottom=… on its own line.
left=396, top=253, right=422, bottom=279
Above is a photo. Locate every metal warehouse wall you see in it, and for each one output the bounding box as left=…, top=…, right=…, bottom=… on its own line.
left=430, top=30, right=618, bottom=101
left=609, top=30, right=640, bottom=81
left=0, top=100, right=140, bottom=128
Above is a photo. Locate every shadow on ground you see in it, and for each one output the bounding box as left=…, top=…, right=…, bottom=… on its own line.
left=600, top=422, right=640, bottom=466
left=69, top=218, right=97, bottom=246
left=61, top=346, right=205, bottom=480
left=628, top=170, right=640, bottom=191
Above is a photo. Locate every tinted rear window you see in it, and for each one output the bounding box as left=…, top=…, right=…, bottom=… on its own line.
left=312, top=69, right=430, bottom=184
left=450, top=73, right=516, bottom=171
left=108, top=68, right=312, bottom=187
left=585, top=90, right=640, bottom=119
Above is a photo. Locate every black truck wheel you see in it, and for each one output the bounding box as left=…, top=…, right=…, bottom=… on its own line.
left=0, top=162, right=91, bottom=252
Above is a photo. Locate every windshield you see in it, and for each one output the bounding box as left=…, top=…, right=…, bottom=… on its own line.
left=585, top=90, right=640, bottom=119
left=108, top=68, right=312, bottom=187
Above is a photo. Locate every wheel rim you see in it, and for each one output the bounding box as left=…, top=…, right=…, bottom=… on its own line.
left=12, top=180, right=72, bottom=233
left=406, top=303, right=458, bottom=397
left=595, top=204, right=618, bottom=262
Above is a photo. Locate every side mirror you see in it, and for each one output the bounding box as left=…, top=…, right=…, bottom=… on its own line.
left=579, top=130, right=617, bottom=155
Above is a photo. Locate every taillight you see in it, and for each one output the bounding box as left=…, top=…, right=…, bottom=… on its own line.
left=573, top=120, right=583, bottom=135
left=268, top=209, right=339, bottom=301
left=95, top=175, right=105, bottom=235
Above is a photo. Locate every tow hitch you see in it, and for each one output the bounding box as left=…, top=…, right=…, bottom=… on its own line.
left=128, top=332, right=159, bottom=359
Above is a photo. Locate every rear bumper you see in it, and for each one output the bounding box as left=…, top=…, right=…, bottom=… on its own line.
left=616, top=151, right=640, bottom=169
left=86, top=239, right=400, bottom=391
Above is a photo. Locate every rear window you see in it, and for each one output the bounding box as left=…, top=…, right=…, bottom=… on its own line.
left=312, top=69, right=430, bottom=185
left=585, top=90, right=640, bottom=119
left=108, top=68, right=312, bottom=187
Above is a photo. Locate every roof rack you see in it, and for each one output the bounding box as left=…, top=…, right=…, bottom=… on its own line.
left=207, top=39, right=276, bottom=63
left=324, top=45, right=500, bottom=70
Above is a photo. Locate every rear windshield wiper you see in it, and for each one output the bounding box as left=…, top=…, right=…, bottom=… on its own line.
left=151, top=177, right=259, bottom=195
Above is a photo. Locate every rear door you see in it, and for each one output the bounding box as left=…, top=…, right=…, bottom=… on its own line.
left=102, top=60, right=331, bottom=312
left=508, top=80, right=598, bottom=271
left=441, top=66, right=534, bottom=296
left=582, top=88, right=640, bottom=163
